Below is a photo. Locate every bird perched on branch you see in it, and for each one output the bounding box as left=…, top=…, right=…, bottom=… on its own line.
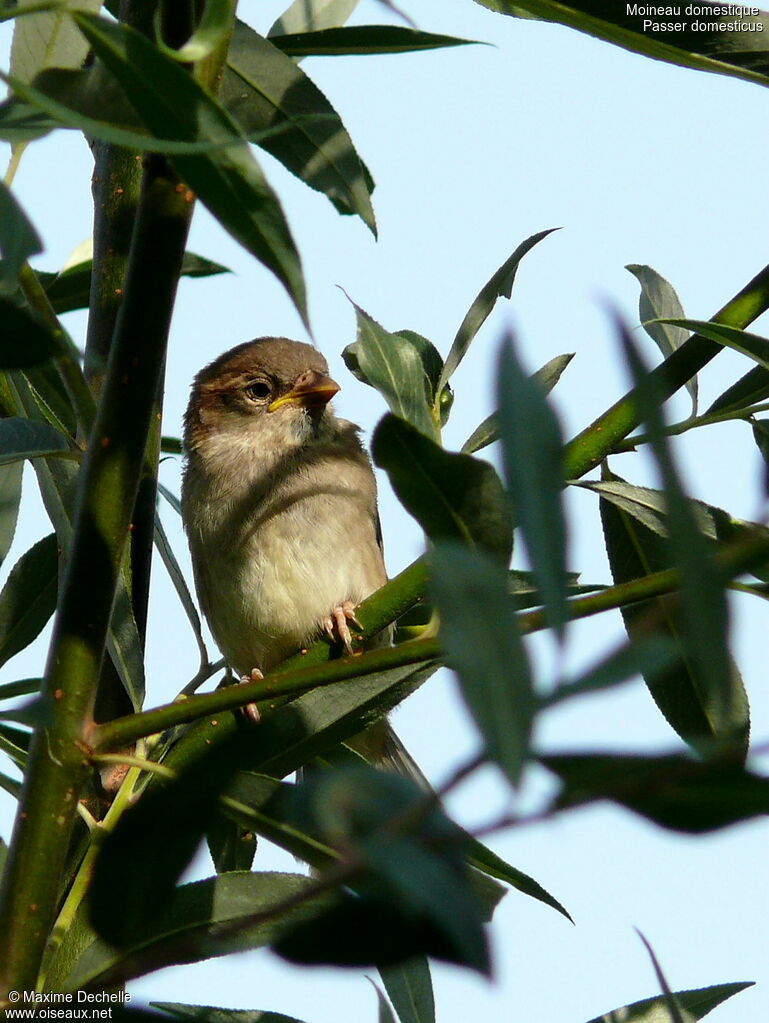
left=181, top=337, right=389, bottom=700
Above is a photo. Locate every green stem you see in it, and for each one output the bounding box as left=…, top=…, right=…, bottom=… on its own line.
left=563, top=261, right=769, bottom=479
left=611, top=401, right=769, bottom=453
left=0, top=155, right=194, bottom=1002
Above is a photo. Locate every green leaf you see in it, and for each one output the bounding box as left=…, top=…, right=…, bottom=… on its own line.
left=221, top=20, right=376, bottom=231
left=706, top=364, right=769, bottom=416
left=752, top=418, right=769, bottom=493
left=464, top=835, right=571, bottom=921
left=0, top=96, right=57, bottom=142
left=598, top=467, right=749, bottom=754
left=0, top=533, right=58, bottom=670
left=0, top=180, right=42, bottom=289
left=372, top=982, right=398, bottom=1023
left=158, top=0, right=235, bottom=64
left=379, top=958, right=434, bottom=1023
left=582, top=981, right=753, bottom=1023
left=429, top=543, right=534, bottom=786
left=0, top=417, right=71, bottom=465
left=0, top=461, right=23, bottom=568
left=37, top=251, right=230, bottom=315
left=206, top=811, right=257, bottom=874
left=474, top=1, right=769, bottom=88
left=372, top=414, right=512, bottom=560
left=342, top=306, right=440, bottom=439
left=636, top=931, right=685, bottom=1023
left=616, top=319, right=744, bottom=754
left=72, top=12, right=308, bottom=327
left=0, top=297, right=62, bottom=367
left=152, top=1005, right=310, bottom=1023
left=544, top=752, right=769, bottom=833
left=626, top=264, right=695, bottom=414
left=655, top=317, right=769, bottom=372
left=0, top=721, right=30, bottom=768
left=75, top=872, right=334, bottom=989
left=277, top=766, right=490, bottom=974
left=154, top=513, right=208, bottom=668
left=497, top=334, right=569, bottom=639
left=0, top=771, right=21, bottom=799
left=0, top=677, right=41, bottom=702
left=438, top=227, right=559, bottom=392
left=10, top=0, right=102, bottom=85
left=271, top=25, right=479, bottom=57
left=269, top=0, right=360, bottom=35
left=461, top=352, right=573, bottom=454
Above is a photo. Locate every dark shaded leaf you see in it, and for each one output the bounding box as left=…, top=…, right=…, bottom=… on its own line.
left=497, top=334, right=569, bottom=638
left=462, top=351, right=574, bottom=453
left=598, top=467, right=749, bottom=754
left=0, top=180, right=41, bottom=288
left=706, top=363, right=769, bottom=416
left=464, top=835, right=570, bottom=921
left=615, top=319, right=743, bottom=756
left=371, top=981, right=397, bottom=1023
left=76, top=872, right=334, bottom=989
left=0, top=461, right=23, bottom=567
left=73, top=13, right=308, bottom=326
left=158, top=0, right=234, bottom=63
left=543, top=752, right=769, bottom=833
left=582, top=981, right=754, bottom=1023
left=276, top=766, right=489, bottom=974
left=0, top=721, right=30, bottom=767
left=0, top=677, right=41, bottom=701
left=154, top=513, right=208, bottom=668
left=626, top=264, right=695, bottom=413
left=37, top=252, right=230, bottom=315
left=429, top=543, right=533, bottom=786
left=0, top=771, right=21, bottom=799
left=438, top=228, right=559, bottom=392
left=372, top=414, right=512, bottom=560
left=343, top=307, right=440, bottom=439
left=0, top=417, right=71, bottom=464
left=206, top=811, right=257, bottom=874
left=0, top=297, right=62, bottom=367
left=379, top=957, right=434, bottom=1023
left=221, top=21, right=375, bottom=230
left=0, top=96, right=57, bottom=142
left=152, top=1005, right=309, bottom=1023
left=656, top=317, right=769, bottom=371
left=271, top=25, right=478, bottom=57
left=752, top=418, right=769, bottom=494
left=475, top=1, right=769, bottom=87
left=0, top=533, right=57, bottom=670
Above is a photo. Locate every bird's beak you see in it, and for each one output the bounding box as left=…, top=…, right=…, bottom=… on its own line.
left=267, top=369, right=340, bottom=412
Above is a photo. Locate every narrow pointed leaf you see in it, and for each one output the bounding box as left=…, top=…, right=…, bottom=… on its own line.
left=615, top=320, right=744, bottom=756
left=271, top=25, right=479, bottom=57
left=627, top=264, right=695, bottom=414
left=583, top=981, right=753, bottom=1023
left=73, top=12, right=308, bottom=326
left=657, top=317, right=769, bottom=372
left=1, top=297, right=62, bottom=367
left=598, top=469, right=749, bottom=754
left=429, top=543, right=534, bottom=786
left=497, top=335, right=569, bottom=638
left=462, top=352, right=573, bottom=454
left=372, top=982, right=398, bottom=1023
left=706, top=363, right=769, bottom=416
left=636, top=931, right=685, bottom=1023
left=222, top=21, right=376, bottom=231
left=464, top=836, right=571, bottom=920
left=379, top=958, right=434, bottom=1023
left=154, top=513, right=208, bottom=668
left=474, top=1, right=769, bottom=88
left=0, top=533, right=58, bottom=670
left=343, top=307, right=440, bottom=438
left=438, top=227, right=559, bottom=392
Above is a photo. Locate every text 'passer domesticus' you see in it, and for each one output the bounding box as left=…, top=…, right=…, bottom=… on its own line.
left=181, top=337, right=388, bottom=694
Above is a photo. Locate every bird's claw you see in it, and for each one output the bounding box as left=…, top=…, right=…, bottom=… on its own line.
left=238, top=667, right=264, bottom=724
left=323, top=601, right=362, bottom=654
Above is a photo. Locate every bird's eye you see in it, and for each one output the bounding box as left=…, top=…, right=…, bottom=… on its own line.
left=244, top=380, right=272, bottom=401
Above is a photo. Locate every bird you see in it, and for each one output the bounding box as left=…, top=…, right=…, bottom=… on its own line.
left=180, top=337, right=389, bottom=703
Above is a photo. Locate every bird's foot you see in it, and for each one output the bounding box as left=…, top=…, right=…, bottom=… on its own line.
left=238, top=667, right=264, bottom=724
left=323, top=601, right=363, bottom=654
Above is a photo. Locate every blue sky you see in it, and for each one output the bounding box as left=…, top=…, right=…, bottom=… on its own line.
left=2, top=1, right=768, bottom=1020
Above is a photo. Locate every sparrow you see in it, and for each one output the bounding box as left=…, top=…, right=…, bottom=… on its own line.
left=180, top=337, right=389, bottom=693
